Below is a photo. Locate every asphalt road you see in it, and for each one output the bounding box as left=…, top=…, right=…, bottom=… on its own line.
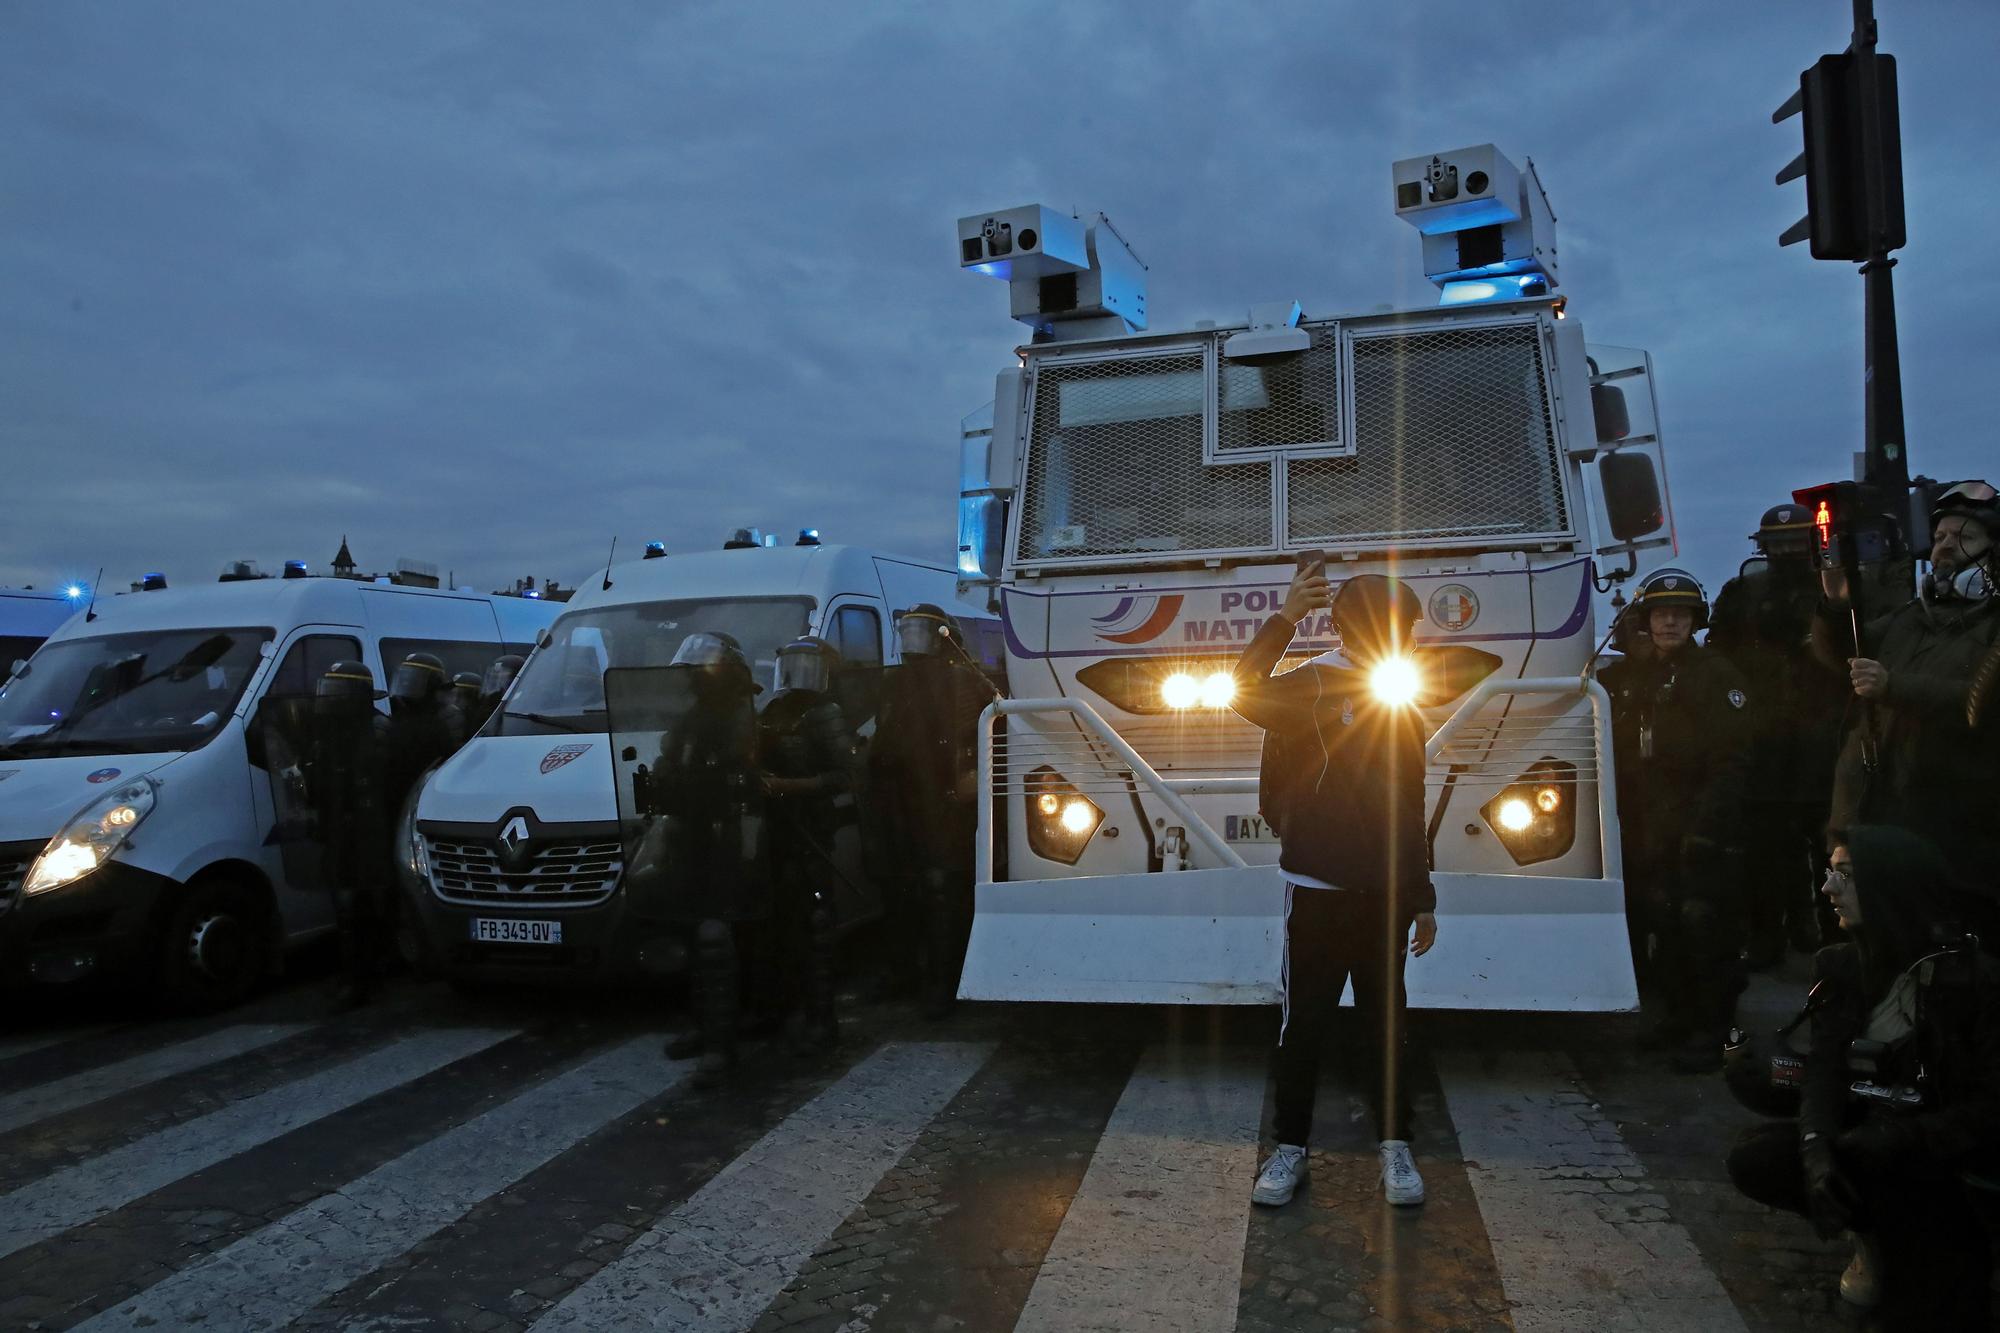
left=0, top=953, right=1979, bottom=1332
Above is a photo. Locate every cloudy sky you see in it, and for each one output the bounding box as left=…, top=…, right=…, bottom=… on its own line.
left=4, top=1, right=1996, bottom=602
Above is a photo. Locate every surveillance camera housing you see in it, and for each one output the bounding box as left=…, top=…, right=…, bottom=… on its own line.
left=958, top=206, right=1148, bottom=338
left=1392, top=145, right=1559, bottom=291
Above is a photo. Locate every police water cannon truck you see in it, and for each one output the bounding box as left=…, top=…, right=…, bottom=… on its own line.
left=0, top=572, right=555, bottom=1007
left=953, top=145, right=1674, bottom=1011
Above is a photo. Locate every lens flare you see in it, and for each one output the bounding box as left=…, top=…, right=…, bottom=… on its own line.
left=1161, top=672, right=1201, bottom=709
left=1036, top=792, right=1061, bottom=816
left=1368, top=658, right=1421, bottom=707
left=1199, top=672, right=1236, bottom=709
left=1534, top=786, right=1561, bottom=814
left=1496, top=798, right=1535, bottom=832
left=1059, top=800, right=1096, bottom=834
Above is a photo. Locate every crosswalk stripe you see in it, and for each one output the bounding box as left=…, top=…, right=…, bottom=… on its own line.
left=1013, top=1048, right=1264, bottom=1333
left=531, top=1040, right=993, bottom=1333
left=1435, top=1049, right=1748, bottom=1333
left=78, top=1034, right=689, bottom=1333
left=0, top=1026, right=513, bottom=1263
left=0, top=1026, right=114, bottom=1063
left=0, top=1022, right=311, bottom=1137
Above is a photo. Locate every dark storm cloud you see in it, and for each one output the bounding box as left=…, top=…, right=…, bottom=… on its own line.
left=2, top=1, right=1996, bottom=599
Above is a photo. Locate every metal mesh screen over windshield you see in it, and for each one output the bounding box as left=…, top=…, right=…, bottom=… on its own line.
left=1289, top=323, right=1567, bottom=545
left=1217, top=322, right=1339, bottom=452
left=1016, top=352, right=1272, bottom=561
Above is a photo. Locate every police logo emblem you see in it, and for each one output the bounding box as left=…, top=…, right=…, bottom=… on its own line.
left=1428, top=584, right=1480, bottom=632
left=1728, top=688, right=1747, bottom=709
left=1663, top=577, right=1681, bottom=590
left=539, top=742, right=592, bottom=774
left=86, top=767, right=122, bottom=784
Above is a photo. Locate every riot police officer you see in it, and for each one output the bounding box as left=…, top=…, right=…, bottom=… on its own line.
left=311, top=661, right=388, bottom=1006
left=1600, top=568, right=1755, bottom=1072
left=757, top=636, right=858, bottom=1051
left=380, top=651, right=454, bottom=819
left=654, top=632, right=767, bottom=1085
left=476, top=654, right=524, bottom=734
left=1709, top=503, right=1848, bottom=962
left=443, top=671, right=484, bottom=748
left=868, top=604, right=991, bottom=1016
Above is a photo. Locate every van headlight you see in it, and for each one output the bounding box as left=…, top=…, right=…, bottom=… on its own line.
left=24, top=777, right=159, bottom=895
left=1024, top=765, right=1103, bottom=865
left=400, top=796, right=430, bottom=888
left=1481, top=759, right=1577, bottom=865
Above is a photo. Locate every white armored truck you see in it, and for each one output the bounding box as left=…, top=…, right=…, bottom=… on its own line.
left=952, top=146, right=1674, bottom=1011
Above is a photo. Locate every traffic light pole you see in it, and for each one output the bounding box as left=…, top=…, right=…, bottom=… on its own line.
left=1851, top=0, right=1908, bottom=495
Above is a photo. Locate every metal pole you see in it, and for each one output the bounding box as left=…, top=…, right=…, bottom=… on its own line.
left=1851, top=0, right=1909, bottom=498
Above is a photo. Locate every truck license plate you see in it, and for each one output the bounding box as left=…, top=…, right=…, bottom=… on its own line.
left=470, top=918, right=562, bottom=945
left=1223, top=814, right=1280, bottom=843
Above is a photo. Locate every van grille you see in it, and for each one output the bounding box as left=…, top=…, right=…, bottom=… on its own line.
left=425, top=836, right=621, bottom=909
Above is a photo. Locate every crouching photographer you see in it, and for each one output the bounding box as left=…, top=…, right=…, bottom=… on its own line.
left=1724, top=826, right=1999, bottom=1328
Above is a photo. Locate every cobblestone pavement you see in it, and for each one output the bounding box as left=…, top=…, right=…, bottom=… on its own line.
left=1, top=960, right=1993, bottom=1331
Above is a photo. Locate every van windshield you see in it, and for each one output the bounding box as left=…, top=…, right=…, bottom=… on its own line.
left=498, top=597, right=812, bottom=736
left=0, top=627, right=271, bottom=759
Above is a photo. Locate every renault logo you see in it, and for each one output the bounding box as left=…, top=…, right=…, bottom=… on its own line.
left=500, top=816, right=530, bottom=853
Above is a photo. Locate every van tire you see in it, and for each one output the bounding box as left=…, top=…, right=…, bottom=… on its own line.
left=160, top=878, right=271, bottom=1012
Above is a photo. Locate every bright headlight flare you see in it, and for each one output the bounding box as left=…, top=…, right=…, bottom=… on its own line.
left=24, top=777, right=157, bottom=895
left=1368, top=657, right=1422, bottom=707
left=1198, top=672, right=1236, bottom=709
left=1023, top=764, right=1104, bottom=866
left=1160, top=672, right=1201, bottom=709
left=1480, top=759, right=1578, bottom=867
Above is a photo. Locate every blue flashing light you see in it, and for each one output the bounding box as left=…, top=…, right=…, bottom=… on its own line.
left=1439, top=274, right=1549, bottom=307
left=523, top=589, right=542, bottom=599
left=64, top=584, right=87, bottom=601
left=643, top=540, right=668, bottom=559
left=796, top=528, right=821, bottom=547
left=970, top=261, right=1013, bottom=280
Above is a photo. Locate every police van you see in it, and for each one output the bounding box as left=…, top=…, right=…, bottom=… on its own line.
left=2, top=587, right=86, bottom=679
left=953, top=147, right=1675, bottom=1012
left=407, top=538, right=998, bottom=985
left=0, top=570, right=555, bottom=1006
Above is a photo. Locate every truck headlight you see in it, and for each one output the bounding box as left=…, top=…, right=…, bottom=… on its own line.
left=24, top=777, right=159, bottom=895
left=1481, top=759, right=1576, bottom=865
left=1025, top=765, right=1103, bottom=865
left=1161, top=670, right=1236, bottom=710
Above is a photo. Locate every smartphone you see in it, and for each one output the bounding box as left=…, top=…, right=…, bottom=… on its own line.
left=1295, top=548, right=1327, bottom=580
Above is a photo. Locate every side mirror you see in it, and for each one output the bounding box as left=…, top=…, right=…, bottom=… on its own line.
left=7, top=659, right=26, bottom=681
left=1600, top=452, right=1664, bottom=541
left=1591, top=382, right=1631, bottom=445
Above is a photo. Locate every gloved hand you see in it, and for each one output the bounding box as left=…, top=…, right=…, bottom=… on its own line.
left=1802, top=1140, right=1862, bottom=1239
left=1837, top=1117, right=1921, bottom=1169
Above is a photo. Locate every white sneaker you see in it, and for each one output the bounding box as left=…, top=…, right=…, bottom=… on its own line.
left=1380, top=1139, right=1425, bottom=1205
left=1838, top=1233, right=1881, bottom=1308
left=1252, top=1144, right=1307, bottom=1206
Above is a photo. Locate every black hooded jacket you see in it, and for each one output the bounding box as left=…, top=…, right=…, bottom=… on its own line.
left=1231, top=612, right=1435, bottom=914
left=1798, top=826, right=2000, bottom=1169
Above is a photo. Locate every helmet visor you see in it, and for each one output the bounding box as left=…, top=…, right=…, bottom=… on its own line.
left=777, top=646, right=833, bottom=694
left=388, top=658, right=445, bottom=701
left=670, top=631, right=737, bottom=670
left=896, top=614, right=947, bottom=658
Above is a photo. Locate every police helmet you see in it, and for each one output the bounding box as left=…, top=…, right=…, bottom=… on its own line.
left=1330, top=576, right=1422, bottom=648
left=480, top=654, right=524, bottom=703
left=1751, top=502, right=1815, bottom=560
left=896, top=604, right=957, bottom=659
left=776, top=636, right=839, bottom=695
left=450, top=671, right=481, bottom=700
left=388, top=652, right=447, bottom=704
left=315, top=660, right=378, bottom=701
left=1631, top=567, right=1709, bottom=631
left=1930, top=479, right=2000, bottom=540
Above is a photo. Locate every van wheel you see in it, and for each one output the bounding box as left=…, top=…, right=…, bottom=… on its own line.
left=160, top=879, right=271, bottom=1011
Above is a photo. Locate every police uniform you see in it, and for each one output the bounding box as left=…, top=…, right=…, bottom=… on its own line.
left=868, top=606, right=989, bottom=1014
left=1600, top=569, right=1754, bottom=1069
left=1709, top=504, right=1848, bottom=960
left=308, top=661, right=389, bottom=1004
left=756, top=637, right=858, bottom=1049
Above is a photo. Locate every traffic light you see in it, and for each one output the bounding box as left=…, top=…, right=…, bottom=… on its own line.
left=1774, top=53, right=1905, bottom=261
left=1792, top=480, right=1900, bottom=571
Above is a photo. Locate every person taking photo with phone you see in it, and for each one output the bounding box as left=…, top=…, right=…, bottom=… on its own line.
left=1231, top=557, right=1438, bottom=1210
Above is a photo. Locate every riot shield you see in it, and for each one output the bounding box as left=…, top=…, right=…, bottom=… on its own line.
left=256, top=694, right=327, bottom=896
left=763, top=670, right=883, bottom=932
left=606, top=666, right=769, bottom=924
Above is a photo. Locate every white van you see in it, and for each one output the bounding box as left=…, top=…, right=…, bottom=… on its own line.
left=409, top=541, right=998, bottom=985
left=0, top=575, right=556, bottom=1006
